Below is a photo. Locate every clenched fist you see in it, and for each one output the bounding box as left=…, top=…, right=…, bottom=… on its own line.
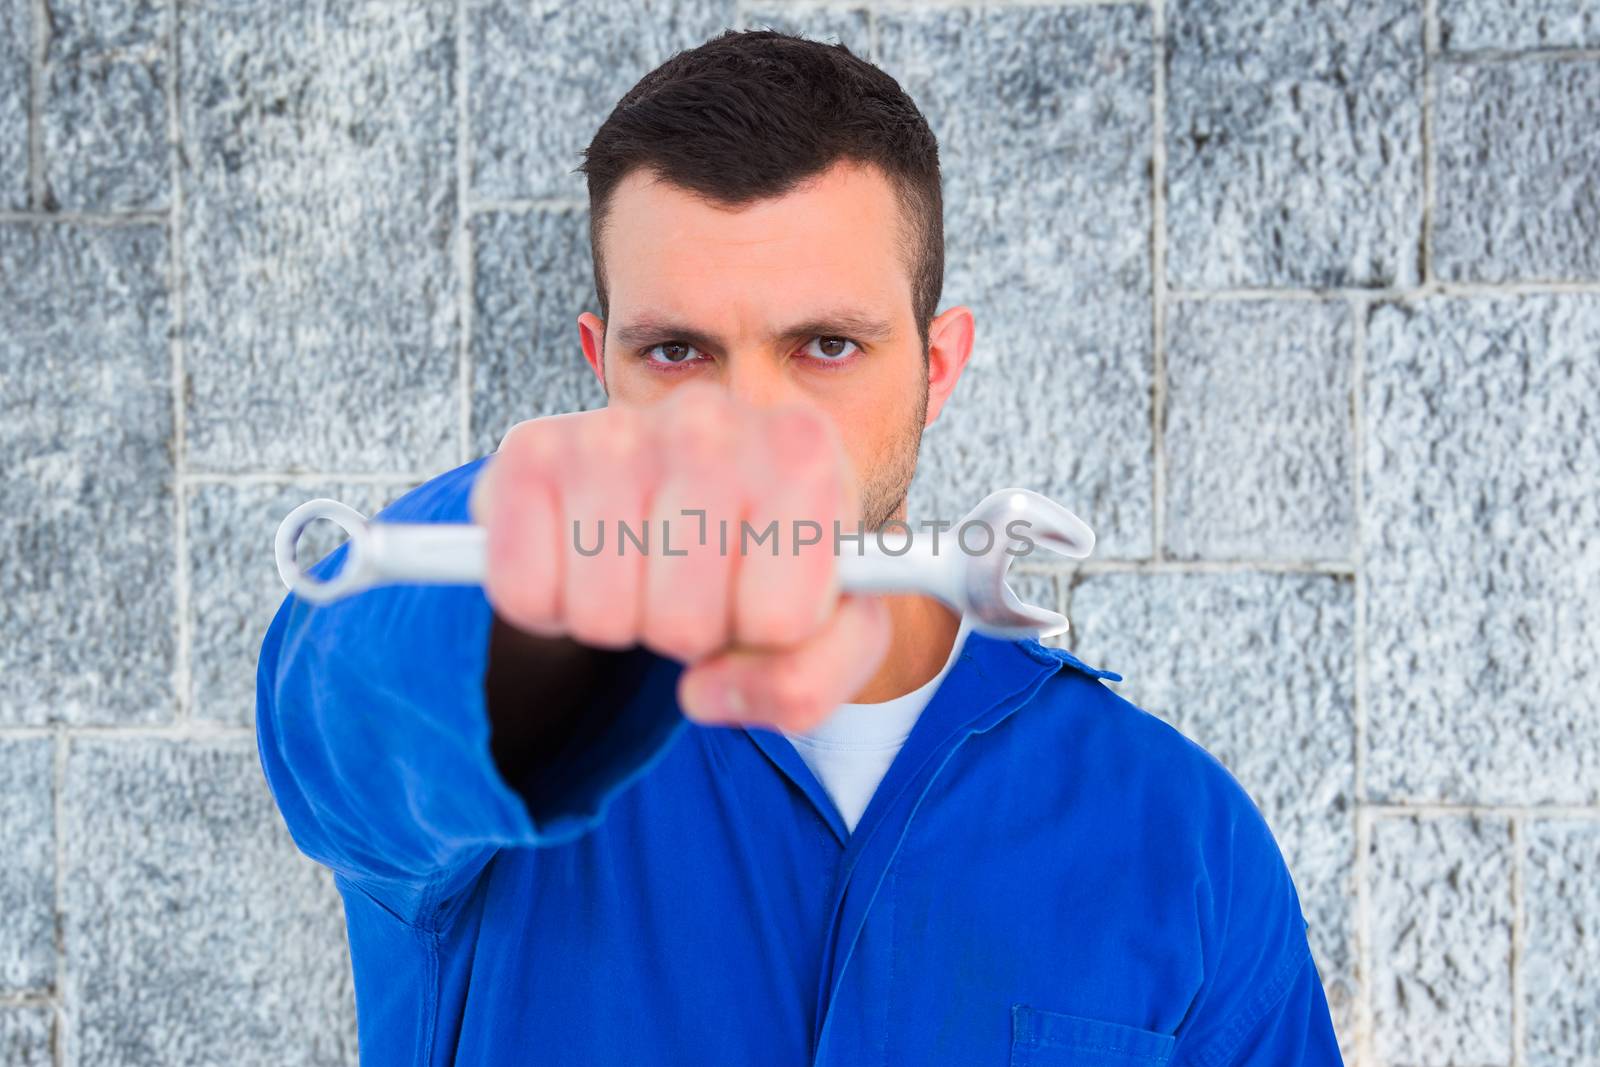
left=468, top=381, right=893, bottom=733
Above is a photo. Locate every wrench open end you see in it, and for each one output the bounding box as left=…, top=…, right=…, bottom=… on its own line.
left=955, top=488, right=1096, bottom=641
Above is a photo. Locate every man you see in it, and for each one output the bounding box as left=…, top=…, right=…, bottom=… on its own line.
left=256, top=28, right=1344, bottom=1065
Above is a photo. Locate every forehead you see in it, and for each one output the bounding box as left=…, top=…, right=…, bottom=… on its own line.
left=598, top=160, right=913, bottom=332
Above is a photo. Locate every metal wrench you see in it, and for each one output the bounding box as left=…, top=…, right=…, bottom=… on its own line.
left=274, top=486, right=1095, bottom=640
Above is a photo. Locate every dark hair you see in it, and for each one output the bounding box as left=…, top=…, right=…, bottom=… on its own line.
left=576, top=28, right=944, bottom=356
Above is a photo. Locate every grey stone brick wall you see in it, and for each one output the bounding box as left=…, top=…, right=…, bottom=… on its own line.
left=2, top=1, right=1595, bottom=1064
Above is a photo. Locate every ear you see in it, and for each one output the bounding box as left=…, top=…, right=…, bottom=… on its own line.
left=923, top=305, right=975, bottom=427
left=578, top=312, right=607, bottom=392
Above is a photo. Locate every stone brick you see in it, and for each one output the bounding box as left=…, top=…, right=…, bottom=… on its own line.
left=180, top=0, right=459, bottom=474
left=0, top=222, right=174, bottom=726
left=0, top=0, right=29, bottom=209
left=0, top=738, right=54, bottom=992
left=62, top=738, right=356, bottom=1065
left=1066, top=570, right=1357, bottom=1053
left=876, top=4, right=1154, bottom=559
left=187, top=479, right=419, bottom=727
left=469, top=208, right=607, bottom=456
left=1164, top=299, right=1354, bottom=561
left=468, top=0, right=737, bottom=201
left=1363, top=296, right=1600, bottom=804
left=1434, top=59, right=1600, bottom=283
left=40, top=0, right=169, bottom=211
left=1522, top=819, right=1600, bottom=1067
left=1439, top=0, right=1600, bottom=51
left=0, top=1007, right=53, bottom=1067
left=1369, top=814, right=1513, bottom=1065
left=1166, top=0, right=1423, bottom=289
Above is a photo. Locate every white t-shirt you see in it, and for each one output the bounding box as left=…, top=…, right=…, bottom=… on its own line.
left=780, top=614, right=973, bottom=834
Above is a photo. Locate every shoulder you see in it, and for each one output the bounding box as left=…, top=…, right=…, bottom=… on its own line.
left=1017, top=637, right=1303, bottom=903
left=1017, top=639, right=1316, bottom=1018
left=1019, top=638, right=1249, bottom=808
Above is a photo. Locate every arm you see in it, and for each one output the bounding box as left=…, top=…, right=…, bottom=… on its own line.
left=254, top=458, right=688, bottom=931
left=1169, top=767, right=1346, bottom=1067
left=483, top=610, right=687, bottom=837
left=484, top=614, right=646, bottom=803
left=1208, top=950, right=1344, bottom=1066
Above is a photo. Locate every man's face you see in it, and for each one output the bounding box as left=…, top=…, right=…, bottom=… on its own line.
left=577, top=159, right=971, bottom=530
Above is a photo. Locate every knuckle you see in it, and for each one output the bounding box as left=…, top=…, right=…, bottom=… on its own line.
left=504, top=417, right=562, bottom=465
left=582, top=407, right=644, bottom=467
left=664, top=378, right=729, bottom=424
left=495, top=418, right=537, bottom=454
left=668, top=411, right=738, bottom=471
left=764, top=405, right=839, bottom=474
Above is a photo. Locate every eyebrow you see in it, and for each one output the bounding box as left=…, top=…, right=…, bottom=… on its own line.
left=610, top=310, right=896, bottom=353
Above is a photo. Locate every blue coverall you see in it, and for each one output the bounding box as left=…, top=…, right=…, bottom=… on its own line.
left=255, top=454, right=1345, bottom=1065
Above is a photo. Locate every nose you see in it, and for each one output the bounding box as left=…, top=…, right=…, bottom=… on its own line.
left=719, top=351, right=800, bottom=410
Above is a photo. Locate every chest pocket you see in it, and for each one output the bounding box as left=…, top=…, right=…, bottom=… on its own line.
left=1010, top=1004, right=1176, bottom=1067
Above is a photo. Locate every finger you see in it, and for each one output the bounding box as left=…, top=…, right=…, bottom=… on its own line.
left=481, top=421, right=565, bottom=637
left=678, top=592, right=893, bottom=732
left=640, top=386, right=745, bottom=663
left=732, top=405, right=849, bottom=650
left=558, top=406, right=658, bottom=649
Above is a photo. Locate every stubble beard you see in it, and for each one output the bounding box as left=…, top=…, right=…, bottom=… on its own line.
left=859, top=380, right=929, bottom=534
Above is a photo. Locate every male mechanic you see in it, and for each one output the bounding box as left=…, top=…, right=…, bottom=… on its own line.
left=257, top=28, right=1344, bottom=1066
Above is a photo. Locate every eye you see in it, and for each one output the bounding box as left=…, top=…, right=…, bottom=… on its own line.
left=642, top=341, right=707, bottom=368
left=801, top=336, right=861, bottom=364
